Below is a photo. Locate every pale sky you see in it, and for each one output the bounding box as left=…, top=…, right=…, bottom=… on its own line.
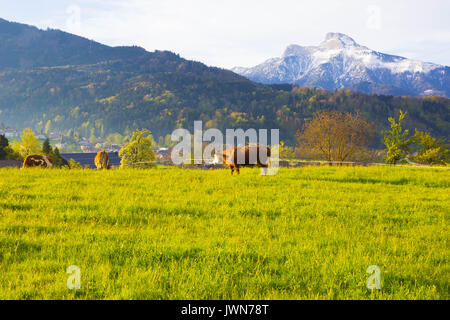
left=1, top=0, right=449, bottom=68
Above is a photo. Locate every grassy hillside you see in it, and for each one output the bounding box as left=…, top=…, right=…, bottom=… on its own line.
left=0, top=166, right=448, bottom=299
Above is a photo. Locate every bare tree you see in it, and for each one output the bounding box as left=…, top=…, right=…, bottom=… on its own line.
left=297, top=110, right=375, bottom=162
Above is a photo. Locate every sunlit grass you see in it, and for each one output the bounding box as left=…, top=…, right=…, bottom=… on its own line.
left=0, top=166, right=448, bottom=299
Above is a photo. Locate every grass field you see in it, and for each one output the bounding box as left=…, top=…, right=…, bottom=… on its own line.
left=0, top=166, right=448, bottom=300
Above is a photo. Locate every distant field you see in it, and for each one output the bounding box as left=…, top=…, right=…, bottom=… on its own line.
left=0, top=166, right=448, bottom=299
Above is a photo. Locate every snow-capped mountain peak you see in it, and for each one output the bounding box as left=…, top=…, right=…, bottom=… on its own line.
left=322, top=32, right=359, bottom=48
left=232, top=33, right=449, bottom=97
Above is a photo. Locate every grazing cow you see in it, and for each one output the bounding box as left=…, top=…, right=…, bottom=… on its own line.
left=94, top=150, right=110, bottom=170
left=216, top=145, right=271, bottom=175
left=22, top=155, right=54, bottom=168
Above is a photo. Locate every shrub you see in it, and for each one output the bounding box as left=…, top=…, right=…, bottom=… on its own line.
left=119, top=129, right=156, bottom=168
left=68, top=158, right=83, bottom=169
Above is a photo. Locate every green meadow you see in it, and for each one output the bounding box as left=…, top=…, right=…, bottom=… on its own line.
left=0, top=166, right=448, bottom=300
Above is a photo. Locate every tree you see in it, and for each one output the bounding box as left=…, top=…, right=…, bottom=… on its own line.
left=49, top=147, right=69, bottom=168
left=0, top=135, right=20, bottom=160
left=0, top=134, right=9, bottom=160
left=42, top=138, right=52, bottom=155
left=383, top=110, right=415, bottom=164
left=297, top=110, right=375, bottom=162
left=412, top=130, right=449, bottom=165
left=12, top=128, right=42, bottom=158
left=68, top=158, right=82, bottom=169
left=119, top=129, right=156, bottom=168
left=105, top=133, right=124, bottom=145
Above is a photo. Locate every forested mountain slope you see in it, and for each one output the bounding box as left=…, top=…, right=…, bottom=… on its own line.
left=0, top=19, right=448, bottom=145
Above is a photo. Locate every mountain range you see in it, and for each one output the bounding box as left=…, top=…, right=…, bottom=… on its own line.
left=0, top=18, right=449, bottom=146
left=233, top=33, right=450, bottom=97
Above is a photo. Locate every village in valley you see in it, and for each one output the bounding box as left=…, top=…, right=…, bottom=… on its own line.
left=0, top=127, right=121, bottom=153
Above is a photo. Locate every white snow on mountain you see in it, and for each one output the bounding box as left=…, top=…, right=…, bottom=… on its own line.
left=232, top=33, right=449, bottom=97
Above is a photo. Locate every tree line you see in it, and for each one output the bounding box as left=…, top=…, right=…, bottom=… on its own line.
left=1, top=110, right=448, bottom=167
left=294, top=110, right=449, bottom=165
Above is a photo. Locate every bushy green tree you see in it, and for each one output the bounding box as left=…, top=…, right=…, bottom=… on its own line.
left=383, top=111, right=415, bottom=164
left=412, top=130, right=449, bottom=165
left=119, top=129, right=156, bottom=168
left=12, top=128, right=42, bottom=158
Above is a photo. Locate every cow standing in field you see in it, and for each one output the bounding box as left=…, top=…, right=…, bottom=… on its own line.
left=94, top=150, right=110, bottom=170
left=22, top=155, right=54, bottom=168
left=215, top=145, right=271, bottom=175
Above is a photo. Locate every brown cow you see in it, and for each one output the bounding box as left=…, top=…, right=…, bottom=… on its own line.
left=22, top=155, right=54, bottom=168
left=216, top=145, right=271, bottom=175
left=94, top=150, right=110, bottom=170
